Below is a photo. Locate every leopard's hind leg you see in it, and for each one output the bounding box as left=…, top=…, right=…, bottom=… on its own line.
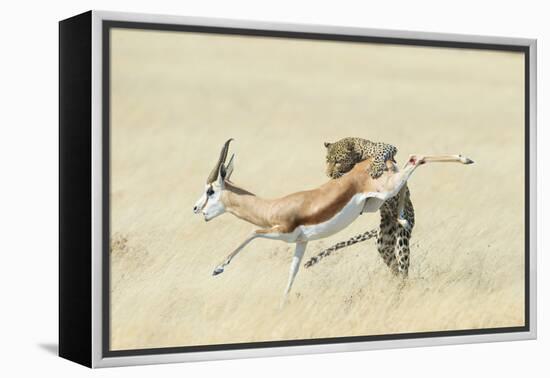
left=377, top=200, right=399, bottom=275
left=394, top=186, right=415, bottom=276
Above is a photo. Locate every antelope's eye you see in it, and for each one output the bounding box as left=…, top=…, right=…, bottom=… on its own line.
left=207, top=187, right=214, bottom=196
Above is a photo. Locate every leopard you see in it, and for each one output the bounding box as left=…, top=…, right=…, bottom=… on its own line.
left=304, top=137, right=415, bottom=277
left=323, top=137, right=398, bottom=180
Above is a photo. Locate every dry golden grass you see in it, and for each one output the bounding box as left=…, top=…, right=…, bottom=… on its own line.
left=109, top=29, right=525, bottom=350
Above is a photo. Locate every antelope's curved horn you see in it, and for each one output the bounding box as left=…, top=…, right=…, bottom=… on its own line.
left=207, top=138, right=234, bottom=184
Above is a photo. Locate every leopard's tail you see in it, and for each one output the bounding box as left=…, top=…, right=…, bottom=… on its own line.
left=304, top=229, right=378, bottom=269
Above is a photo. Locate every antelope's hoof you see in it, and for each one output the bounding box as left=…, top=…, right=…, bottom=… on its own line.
left=459, top=155, right=474, bottom=164
left=212, top=267, right=224, bottom=276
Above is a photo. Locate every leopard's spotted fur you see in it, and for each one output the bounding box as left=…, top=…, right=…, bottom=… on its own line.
left=324, top=137, right=398, bottom=180
left=305, top=137, right=415, bottom=276
left=303, top=229, right=378, bottom=268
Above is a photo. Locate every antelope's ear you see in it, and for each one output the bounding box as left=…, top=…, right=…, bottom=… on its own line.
left=217, top=164, right=227, bottom=187
left=225, top=154, right=235, bottom=181
left=324, top=142, right=332, bottom=148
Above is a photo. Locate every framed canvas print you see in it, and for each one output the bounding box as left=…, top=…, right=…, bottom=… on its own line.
left=59, top=10, right=537, bottom=368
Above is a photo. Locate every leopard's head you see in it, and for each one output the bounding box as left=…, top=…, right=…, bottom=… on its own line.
left=324, top=140, right=360, bottom=179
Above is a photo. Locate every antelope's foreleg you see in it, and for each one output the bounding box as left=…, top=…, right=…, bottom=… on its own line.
left=281, top=241, right=308, bottom=307
left=212, top=234, right=258, bottom=276
left=212, top=226, right=287, bottom=276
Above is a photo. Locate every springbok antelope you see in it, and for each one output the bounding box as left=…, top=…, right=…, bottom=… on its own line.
left=193, top=139, right=473, bottom=305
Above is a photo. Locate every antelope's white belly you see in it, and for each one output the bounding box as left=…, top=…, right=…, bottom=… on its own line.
left=295, top=193, right=381, bottom=242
